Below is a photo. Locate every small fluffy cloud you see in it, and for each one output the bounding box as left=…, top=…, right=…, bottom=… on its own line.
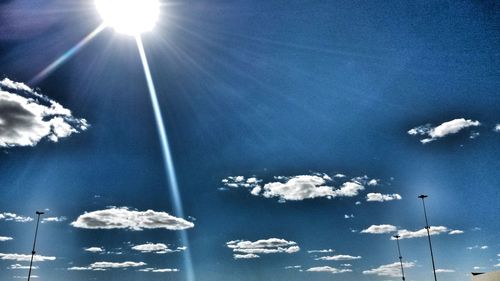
left=68, top=261, right=146, bottom=271
left=0, top=212, right=33, bottom=223
left=366, top=193, right=402, bottom=202
left=494, top=124, right=500, bottom=132
left=71, top=207, right=194, bottom=231
left=448, top=230, right=464, bottom=235
left=306, top=266, right=352, bottom=274
left=84, top=247, right=104, bottom=253
left=0, top=253, right=55, bottom=262
left=138, top=268, right=179, bottom=273
left=315, top=254, right=361, bottom=261
left=131, top=243, right=185, bottom=254
left=0, top=78, right=88, bottom=148
left=227, top=238, right=299, bottom=259
left=41, top=216, right=66, bottom=223
left=363, top=262, right=415, bottom=277
left=395, top=226, right=449, bottom=239
left=408, top=118, right=481, bottom=143
left=361, top=224, right=398, bottom=234
left=0, top=236, right=13, bottom=242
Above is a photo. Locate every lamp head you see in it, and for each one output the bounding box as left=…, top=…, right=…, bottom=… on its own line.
left=36, top=211, right=44, bottom=215
left=418, top=194, right=428, bottom=199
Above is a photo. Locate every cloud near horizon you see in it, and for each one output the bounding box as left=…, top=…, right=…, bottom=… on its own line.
left=0, top=78, right=88, bottom=148
left=363, top=262, right=415, bottom=277
left=71, top=207, right=194, bottom=231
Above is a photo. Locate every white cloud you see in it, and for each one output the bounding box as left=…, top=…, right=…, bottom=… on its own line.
left=84, top=247, right=104, bottom=253
left=68, top=261, right=146, bottom=271
left=494, top=124, right=500, bottom=132
left=344, top=214, right=354, bottom=219
left=367, top=179, right=379, bottom=186
left=467, top=245, right=489, bottom=250
left=363, top=262, right=415, bottom=277
left=448, top=230, right=464, bottom=235
left=0, top=212, right=33, bottom=223
left=285, top=265, right=302, bottom=269
left=71, top=207, right=194, bottom=231
left=227, top=238, right=299, bottom=259
left=361, top=224, right=398, bottom=234
left=366, top=193, right=402, bottom=202
left=333, top=174, right=346, bottom=178
left=131, top=243, right=185, bottom=254
left=307, top=249, right=334, bottom=253
left=435, top=269, right=455, bottom=273
left=395, top=226, right=449, bottom=239
left=315, top=254, right=361, bottom=261
left=0, top=253, right=55, bottom=262
left=408, top=118, right=481, bottom=143
left=306, top=266, right=352, bottom=274
left=9, top=264, right=37, bottom=270
left=494, top=263, right=500, bottom=268
left=0, top=236, right=13, bottom=242
left=234, top=253, right=260, bottom=259
left=42, top=216, right=66, bottom=223
left=138, top=267, right=179, bottom=272
left=0, top=78, right=88, bottom=148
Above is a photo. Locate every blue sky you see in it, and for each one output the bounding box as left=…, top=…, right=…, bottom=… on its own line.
left=0, top=0, right=499, bottom=280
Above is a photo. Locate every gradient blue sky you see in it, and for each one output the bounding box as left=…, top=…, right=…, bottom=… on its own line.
left=0, top=0, right=499, bottom=281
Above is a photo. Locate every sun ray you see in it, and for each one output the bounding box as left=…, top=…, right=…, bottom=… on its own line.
left=136, top=36, right=195, bottom=281
left=29, top=23, right=106, bottom=85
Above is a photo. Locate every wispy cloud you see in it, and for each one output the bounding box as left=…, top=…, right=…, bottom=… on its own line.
left=435, top=269, right=455, bottom=273
left=71, top=207, right=194, bottom=231
left=138, top=268, right=179, bottom=273
left=306, top=266, right=352, bottom=274
left=0, top=78, right=88, bottom=148
left=0, top=253, right=55, bottom=262
left=363, top=262, right=415, bottom=277
left=9, top=264, right=37, bottom=270
left=41, top=216, right=67, bottom=223
left=68, top=261, right=146, bottom=271
left=227, top=238, right=299, bottom=259
left=84, top=247, right=104, bottom=253
left=408, top=118, right=480, bottom=143
left=0, top=212, right=33, bottom=223
left=315, top=254, right=361, bottom=261
left=0, top=236, right=13, bottom=242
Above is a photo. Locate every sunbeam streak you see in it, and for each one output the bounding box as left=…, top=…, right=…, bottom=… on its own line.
left=30, top=23, right=106, bottom=85
left=136, top=36, right=195, bottom=281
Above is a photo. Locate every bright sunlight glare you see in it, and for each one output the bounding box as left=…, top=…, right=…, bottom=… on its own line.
left=95, top=0, right=160, bottom=36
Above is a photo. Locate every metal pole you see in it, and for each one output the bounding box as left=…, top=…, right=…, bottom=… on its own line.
left=418, top=195, right=437, bottom=281
left=393, top=235, right=406, bottom=281
left=28, top=211, right=44, bottom=281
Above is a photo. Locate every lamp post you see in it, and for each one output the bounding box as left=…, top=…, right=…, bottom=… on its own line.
left=393, top=235, right=406, bottom=281
left=27, top=211, right=44, bottom=281
left=418, top=194, right=437, bottom=281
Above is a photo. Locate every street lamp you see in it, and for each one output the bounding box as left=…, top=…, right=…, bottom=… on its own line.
left=418, top=194, right=437, bottom=281
left=27, top=211, right=44, bottom=281
left=393, top=235, right=406, bottom=281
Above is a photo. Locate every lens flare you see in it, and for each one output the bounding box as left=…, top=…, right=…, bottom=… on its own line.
left=95, top=0, right=160, bottom=36
left=136, top=36, right=195, bottom=281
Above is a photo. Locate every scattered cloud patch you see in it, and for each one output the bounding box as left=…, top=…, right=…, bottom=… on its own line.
left=408, top=118, right=481, bottom=143
left=68, top=261, right=146, bottom=271
left=0, top=253, right=55, bottom=262
left=361, top=224, right=398, bottom=234
left=0, top=212, right=33, bottom=223
left=448, top=230, right=464, bottom=235
left=435, top=269, right=455, bottom=273
left=131, top=243, right=185, bottom=254
left=9, top=264, right=36, bottom=270
left=366, top=193, right=402, bottom=202
left=227, top=238, right=299, bottom=259
left=467, top=245, right=489, bottom=250
left=285, top=265, right=302, bottom=269
left=344, top=214, right=354, bottom=219
left=308, top=249, right=334, bottom=254
left=0, top=78, right=88, bottom=148
left=71, top=207, right=194, bottom=231
left=395, top=226, right=450, bottom=239
left=41, top=216, right=66, bottom=223
left=363, top=262, right=415, bottom=277
left=306, top=266, right=352, bottom=274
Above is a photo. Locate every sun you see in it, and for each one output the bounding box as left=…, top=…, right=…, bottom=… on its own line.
left=95, top=0, right=160, bottom=36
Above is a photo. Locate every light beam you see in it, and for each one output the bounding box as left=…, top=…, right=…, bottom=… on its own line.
left=30, top=24, right=106, bottom=85
left=136, top=36, right=195, bottom=281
